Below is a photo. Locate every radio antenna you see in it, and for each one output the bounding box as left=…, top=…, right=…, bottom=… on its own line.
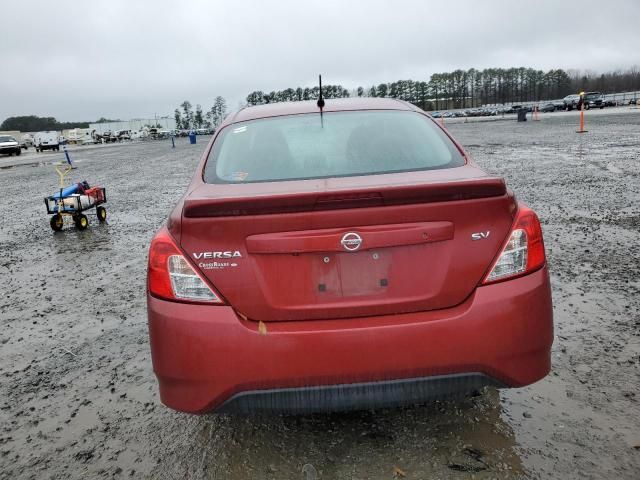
left=317, top=74, right=325, bottom=127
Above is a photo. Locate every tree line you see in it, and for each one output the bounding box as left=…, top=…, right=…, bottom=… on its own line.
left=0, top=116, right=123, bottom=132
left=1, top=115, right=89, bottom=132
left=174, top=96, right=227, bottom=130
left=567, top=68, right=640, bottom=96
left=246, top=84, right=351, bottom=105
left=245, top=67, right=640, bottom=111
left=4, top=66, right=638, bottom=131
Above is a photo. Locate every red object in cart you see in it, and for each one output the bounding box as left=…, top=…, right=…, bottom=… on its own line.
left=85, top=187, right=106, bottom=203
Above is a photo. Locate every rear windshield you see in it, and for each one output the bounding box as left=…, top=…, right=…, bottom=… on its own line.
left=203, top=110, right=464, bottom=183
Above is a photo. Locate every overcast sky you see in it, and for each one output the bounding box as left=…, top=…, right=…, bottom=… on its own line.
left=2, top=0, right=639, bottom=121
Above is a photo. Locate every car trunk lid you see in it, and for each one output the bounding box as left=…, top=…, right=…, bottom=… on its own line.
left=180, top=166, right=515, bottom=321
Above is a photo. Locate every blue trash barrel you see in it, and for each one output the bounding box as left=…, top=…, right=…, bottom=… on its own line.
left=189, top=132, right=197, bottom=144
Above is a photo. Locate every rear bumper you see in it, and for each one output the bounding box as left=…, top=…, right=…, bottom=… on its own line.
left=148, top=266, right=553, bottom=414
left=217, top=373, right=505, bottom=414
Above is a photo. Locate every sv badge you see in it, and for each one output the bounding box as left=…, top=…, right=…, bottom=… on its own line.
left=471, top=231, right=491, bottom=241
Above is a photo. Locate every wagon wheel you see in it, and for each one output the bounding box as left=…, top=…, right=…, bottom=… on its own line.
left=50, top=214, right=64, bottom=231
left=74, top=214, right=89, bottom=230
left=96, top=206, right=107, bottom=222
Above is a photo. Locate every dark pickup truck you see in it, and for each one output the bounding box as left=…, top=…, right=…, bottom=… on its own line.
left=564, top=92, right=605, bottom=110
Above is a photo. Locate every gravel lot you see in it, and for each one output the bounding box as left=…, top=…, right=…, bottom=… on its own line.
left=1, top=109, right=639, bottom=479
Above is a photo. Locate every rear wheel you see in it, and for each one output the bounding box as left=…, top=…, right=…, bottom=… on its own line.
left=50, top=214, right=64, bottom=231
left=15, top=148, right=21, bottom=156
left=74, top=214, right=89, bottom=230
left=96, top=206, right=107, bottom=222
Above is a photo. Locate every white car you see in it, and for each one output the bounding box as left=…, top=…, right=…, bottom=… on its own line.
left=0, top=135, right=22, bottom=156
left=21, top=135, right=34, bottom=148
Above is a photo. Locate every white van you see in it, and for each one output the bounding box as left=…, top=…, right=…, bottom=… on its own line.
left=34, top=131, right=60, bottom=152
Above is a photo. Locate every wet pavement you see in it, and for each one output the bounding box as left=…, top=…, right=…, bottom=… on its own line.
left=0, top=109, right=639, bottom=479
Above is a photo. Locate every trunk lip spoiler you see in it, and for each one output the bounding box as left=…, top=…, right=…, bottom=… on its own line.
left=182, top=177, right=506, bottom=218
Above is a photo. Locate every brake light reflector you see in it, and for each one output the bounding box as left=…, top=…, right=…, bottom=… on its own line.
left=483, top=206, right=546, bottom=284
left=148, top=228, right=223, bottom=303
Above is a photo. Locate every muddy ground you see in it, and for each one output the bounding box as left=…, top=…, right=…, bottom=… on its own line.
left=0, top=109, right=639, bottom=479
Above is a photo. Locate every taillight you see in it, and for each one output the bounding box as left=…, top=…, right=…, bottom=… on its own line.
left=148, top=228, right=224, bottom=303
left=482, top=205, right=546, bottom=284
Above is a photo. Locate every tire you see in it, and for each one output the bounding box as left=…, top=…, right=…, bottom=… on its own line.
left=96, top=206, right=107, bottom=222
left=585, top=104, right=590, bottom=110
left=15, top=149, right=21, bottom=156
left=74, top=214, right=89, bottom=230
left=50, top=214, right=64, bottom=231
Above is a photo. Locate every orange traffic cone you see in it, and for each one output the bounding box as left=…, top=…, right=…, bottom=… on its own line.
left=576, top=103, right=587, bottom=133
left=576, top=92, right=588, bottom=133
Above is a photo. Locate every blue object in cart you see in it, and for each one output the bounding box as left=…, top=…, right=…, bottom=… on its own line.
left=52, top=183, right=80, bottom=199
left=50, top=181, right=90, bottom=199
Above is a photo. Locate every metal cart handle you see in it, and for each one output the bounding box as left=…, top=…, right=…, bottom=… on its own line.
left=55, top=163, right=73, bottom=188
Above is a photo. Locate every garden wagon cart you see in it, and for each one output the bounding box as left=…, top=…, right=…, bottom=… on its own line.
left=44, top=163, right=107, bottom=231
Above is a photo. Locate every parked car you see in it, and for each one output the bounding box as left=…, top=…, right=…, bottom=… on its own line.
left=147, top=98, right=554, bottom=414
left=629, top=98, right=638, bottom=105
left=563, top=94, right=580, bottom=111
left=115, top=130, right=131, bottom=141
left=583, top=91, right=605, bottom=109
left=0, top=130, right=31, bottom=149
left=34, top=131, right=60, bottom=152
left=563, top=92, right=605, bottom=111
left=21, top=136, right=33, bottom=149
left=539, top=103, right=556, bottom=112
left=0, top=135, right=22, bottom=156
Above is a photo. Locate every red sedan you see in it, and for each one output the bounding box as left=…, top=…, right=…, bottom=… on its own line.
left=147, top=98, right=553, bottom=414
